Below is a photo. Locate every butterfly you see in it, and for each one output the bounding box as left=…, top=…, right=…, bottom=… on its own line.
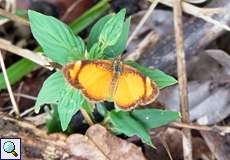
left=62, top=59, right=159, bottom=110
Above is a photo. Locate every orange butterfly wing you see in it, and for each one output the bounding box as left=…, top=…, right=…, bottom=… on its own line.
left=113, top=64, right=159, bottom=110
left=63, top=60, right=113, bottom=101
left=141, top=77, right=159, bottom=105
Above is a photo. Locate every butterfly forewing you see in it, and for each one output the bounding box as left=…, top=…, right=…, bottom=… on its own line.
left=78, top=61, right=113, bottom=101
left=63, top=60, right=113, bottom=101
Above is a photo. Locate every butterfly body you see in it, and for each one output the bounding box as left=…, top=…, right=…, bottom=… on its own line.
left=110, top=59, right=122, bottom=98
left=63, top=60, right=159, bottom=110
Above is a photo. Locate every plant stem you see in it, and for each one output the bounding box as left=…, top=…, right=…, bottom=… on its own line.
left=0, top=38, right=50, bottom=69
left=170, top=122, right=230, bottom=135
left=0, top=50, right=20, bottom=117
left=0, top=8, right=29, bottom=26
left=127, top=0, right=159, bottom=46
left=80, top=108, right=94, bottom=126
left=173, top=0, right=192, bottom=160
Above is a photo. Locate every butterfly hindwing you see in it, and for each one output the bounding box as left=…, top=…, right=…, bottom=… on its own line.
left=141, top=77, right=159, bottom=105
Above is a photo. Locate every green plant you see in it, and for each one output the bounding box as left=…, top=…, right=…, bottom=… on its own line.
left=30, top=9, right=180, bottom=147
left=0, top=0, right=110, bottom=90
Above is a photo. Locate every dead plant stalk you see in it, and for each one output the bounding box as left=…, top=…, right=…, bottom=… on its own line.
left=127, top=0, right=159, bottom=46
left=160, top=0, right=230, bottom=32
left=173, top=0, right=192, bottom=160
left=80, top=108, right=94, bottom=126
left=170, top=122, right=230, bottom=136
left=0, top=8, right=29, bottom=26
left=0, top=38, right=51, bottom=70
left=0, top=50, right=20, bottom=117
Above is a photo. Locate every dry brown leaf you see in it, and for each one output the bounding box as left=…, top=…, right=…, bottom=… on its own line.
left=205, top=49, right=230, bottom=75
left=66, top=124, right=146, bottom=160
left=159, top=80, right=230, bottom=125
left=159, top=49, right=230, bottom=125
left=200, top=131, right=230, bottom=160
left=67, top=134, right=108, bottom=160
left=144, top=128, right=212, bottom=160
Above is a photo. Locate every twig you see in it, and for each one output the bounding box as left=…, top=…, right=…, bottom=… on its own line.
left=80, top=108, right=94, bottom=126
left=160, top=135, right=173, bottom=160
left=125, top=31, right=159, bottom=61
left=1, top=93, right=37, bottom=100
left=3, top=0, right=16, bottom=13
left=0, top=18, right=9, bottom=26
left=61, top=0, right=83, bottom=21
left=127, top=0, right=159, bottom=46
left=20, top=107, right=35, bottom=117
left=0, top=38, right=51, bottom=70
left=170, top=122, right=230, bottom=136
left=159, top=0, right=230, bottom=32
left=184, top=0, right=207, bottom=4
left=9, top=108, right=15, bottom=115
left=0, top=0, right=16, bottom=25
left=16, top=82, right=24, bottom=104
left=173, top=1, right=192, bottom=160
left=25, top=113, right=48, bottom=126
left=0, top=106, right=12, bottom=112
left=0, top=8, right=30, bottom=26
left=0, top=50, right=20, bottom=117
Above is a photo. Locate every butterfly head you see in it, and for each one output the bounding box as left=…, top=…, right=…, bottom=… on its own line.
left=113, top=58, right=123, bottom=74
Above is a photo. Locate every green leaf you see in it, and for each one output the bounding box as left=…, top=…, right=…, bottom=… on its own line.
left=126, top=61, right=177, bottom=89
left=99, top=9, right=126, bottom=47
left=16, top=9, right=27, bottom=17
left=35, top=72, right=66, bottom=113
left=88, top=42, right=106, bottom=59
left=70, top=0, right=110, bottom=34
left=104, top=17, right=131, bottom=58
left=0, top=59, right=37, bottom=91
left=58, top=85, right=85, bottom=131
left=28, top=10, right=85, bottom=65
left=96, top=102, right=108, bottom=117
left=47, top=105, right=62, bottom=133
left=109, top=110, right=153, bottom=146
left=82, top=100, right=94, bottom=118
left=131, top=108, right=180, bottom=129
left=87, top=15, right=112, bottom=50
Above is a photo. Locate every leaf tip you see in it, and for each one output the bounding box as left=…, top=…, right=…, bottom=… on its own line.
left=150, top=143, right=157, bottom=149
left=119, top=8, right=126, bottom=16
left=143, top=138, right=155, bottom=148
left=178, top=112, right=182, bottom=118
left=60, top=122, right=68, bottom=131
left=34, top=108, right=40, bottom=114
